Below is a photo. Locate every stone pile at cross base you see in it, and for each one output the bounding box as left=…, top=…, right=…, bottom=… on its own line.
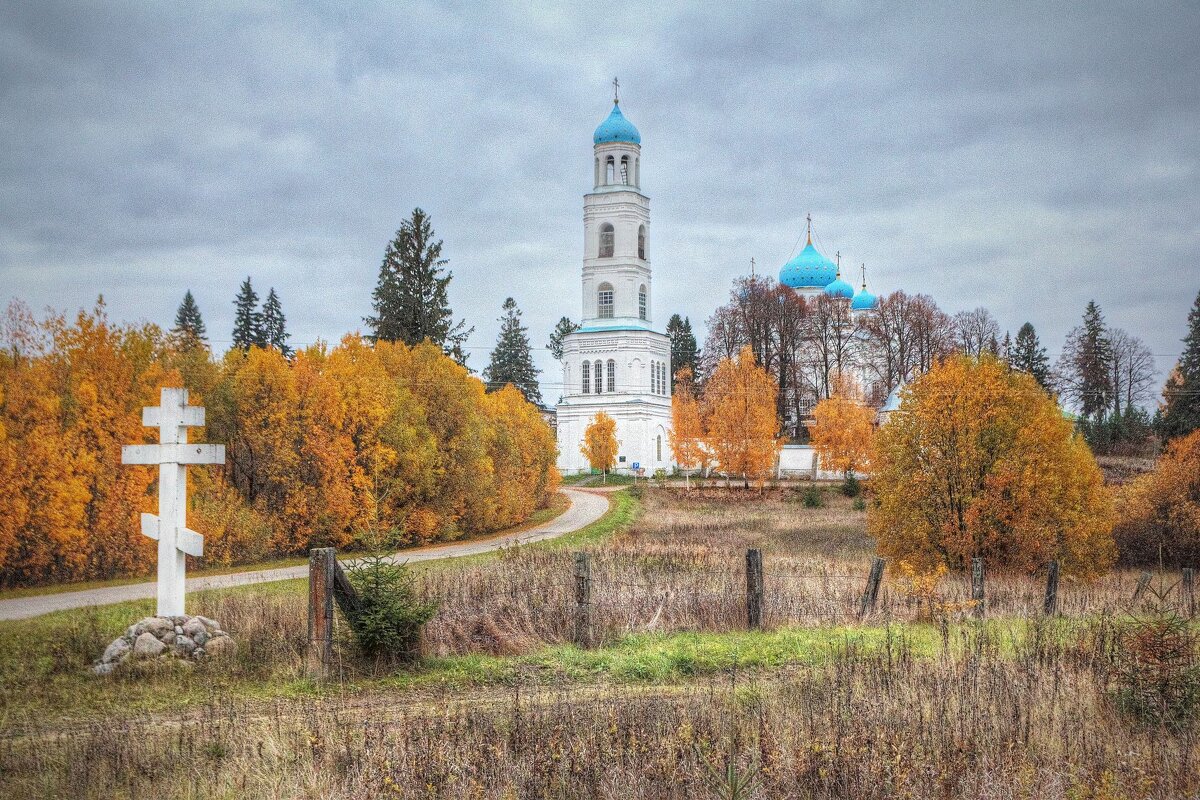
left=93, top=615, right=237, bottom=675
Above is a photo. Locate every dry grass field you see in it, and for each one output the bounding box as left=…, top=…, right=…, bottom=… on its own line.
left=1, top=486, right=1197, bottom=799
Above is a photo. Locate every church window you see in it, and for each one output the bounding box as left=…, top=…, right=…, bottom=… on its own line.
left=605, top=156, right=615, bottom=184
left=594, top=157, right=600, bottom=186
left=599, top=224, right=614, bottom=258
left=594, top=360, right=603, bottom=394
left=638, top=284, right=647, bottom=320
left=651, top=361, right=659, bottom=394
left=634, top=157, right=640, bottom=186
left=620, top=156, right=629, bottom=184
left=638, top=226, right=646, bottom=260
left=607, top=359, right=616, bottom=392
left=582, top=361, right=590, bottom=394
left=597, top=282, right=614, bottom=318
left=657, top=435, right=662, bottom=461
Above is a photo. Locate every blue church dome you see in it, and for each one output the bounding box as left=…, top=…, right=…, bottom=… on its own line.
left=779, top=241, right=837, bottom=289
left=594, top=103, right=641, bottom=145
left=824, top=275, right=854, bottom=299
left=851, top=286, right=878, bottom=310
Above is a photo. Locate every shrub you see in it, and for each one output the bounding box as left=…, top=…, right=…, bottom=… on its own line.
left=345, top=556, right=437, bottom=662
left=1112, top=579, right=1200, bottom=728
left=841, top=474, right=861, bottom=497
left=852, top=497, right=866, bottom=512
left=802, top=486, right=823, bottom=508
left=628, top=482, right=645, bottom=500
left=1114, top=429, right=1200, bottom=567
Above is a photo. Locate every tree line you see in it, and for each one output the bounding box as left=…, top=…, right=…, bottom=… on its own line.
left=0, top=207, right=560, bottom=588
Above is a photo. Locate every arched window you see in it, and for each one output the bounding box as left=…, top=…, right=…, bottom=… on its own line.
left=594, top=157, right=600, bottom=186
left=605, top=156, right=615, bottom=184
left=638, top=225, right=646, bottom=260
left=597, top=282, right=614, bottom=318
left=581, top=361, right=590, bottom=394
left=635, top=157, right=640, bottom=186
left=638, top=284, right=647, bottom=320
left=593, top=360, right=603, bottom=394
left=607, top=359, right=616, bottom=393
left=620, top=155, right=629, bottom=184
left=656, top=435, right=662, bottom=461
left=598, top=223, right=614, bottom=258
left=651, top=361, right=658, bottom=394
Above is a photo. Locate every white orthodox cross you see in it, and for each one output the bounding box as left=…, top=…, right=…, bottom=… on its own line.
left=121, top=388, right=225, bottom=617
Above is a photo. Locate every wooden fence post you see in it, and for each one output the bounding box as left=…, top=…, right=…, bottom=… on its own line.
left=306, top=547, right=336, bottom=680
left=1043, top=560, right=1060, bottom=616
left=858, top=557, right=885, bottom=619
left=1183, top=568, right=1196, bottom=617
left=1131, top=571, right=1152, bottom=604
left=573, top=552, right=592, bottom=648
left=971, top=557, right=985, bottom=619
left=746, top=549, right=764, bottom=630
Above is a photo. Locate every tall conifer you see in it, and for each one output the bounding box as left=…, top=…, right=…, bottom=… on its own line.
left=170, top=290, right=208, bottom=350
left=667, top=313, right=699, bottom=387
left=1162, top=290, right=1200, bottom=440
left=547, top=316, right=580, bottom=361
left=1011, top=322, right=1051, bottom=389
left=260, top=287, right=291, bottom=356
left=484, top=297, right=541, bottom=405
left=365, top=208, right=472, bottom=365
left=231, top=277, right=262, bottom=352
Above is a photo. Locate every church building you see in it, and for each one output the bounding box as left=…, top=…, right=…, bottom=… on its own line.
left=555, top=93, right=672, bottom=474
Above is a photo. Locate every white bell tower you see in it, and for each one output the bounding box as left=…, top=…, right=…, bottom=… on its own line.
left=555, top=83, right=674, bottom=474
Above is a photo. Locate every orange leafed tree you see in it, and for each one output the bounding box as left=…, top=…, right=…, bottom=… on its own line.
left=1113, top=428, right=1200, bottom=567
left=702, top=345, right=782, bottom=488
left=581, top=412, right=619, bottom=481
left=869, top=354, right=1115, bottom=578
left=669, top=366, right=706, bottom=489
left=810, top=377, right=875, bottom=479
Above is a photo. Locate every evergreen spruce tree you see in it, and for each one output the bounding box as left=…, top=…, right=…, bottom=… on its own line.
left=170, top=290, right=208, bottom=350
left=1011, top=322, right=1051, bottom=389
left=666, top=314, right=699, bottom=386
left=1162, top=289, right=1200, bottom=440
left=365, top=208, right=473, bottom=365
left=260, top=287, right=292, bottom=356
left=547, top=316, right=580, bottom=361
left=1000, top=331, right=1013, bottom=366
left=1063, top=301, right=1113, bottom=421
left=231, top=277, right=262, bottom=352
left=484, top=297, right=541, bottom=405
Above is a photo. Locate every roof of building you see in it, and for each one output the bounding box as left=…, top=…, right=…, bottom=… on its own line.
left=594, top=102, right=641, bottom=145
left=779, top=241, right=838, bottom=289
left=824, top=275, right=855, bottom=299
left=880, top=385, right=904, bottom=412
left=851, top=286, right=878, bottom=310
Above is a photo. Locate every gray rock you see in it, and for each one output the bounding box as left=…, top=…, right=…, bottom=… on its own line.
left=133, top=631, right=166, bottom=658
left=204, top=635, right=237, bottom=660
left=172, top=635, right=196, bottom=657
left=191, top=629, right=209, bottom=647
left=92, top=662, right=116, bottom=676
left=174, top=625, right=184, bottom=635
left=141, top=617, right=173, bottom=638
left=182, top=618, right=207, bottom=638
left=195, top=615, right=220, bottom=632
left=101, top=637, right=131, bottom=664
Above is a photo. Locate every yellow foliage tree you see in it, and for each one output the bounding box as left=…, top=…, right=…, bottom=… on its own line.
left=702, top=345, right=782, bottom=488
left=1114, top=429, right=1200, bottom=567
left=669, top=366, right=706, bottom=489
left=810, top=387, right=875, bottom=479
left=581, top=412, right=619, bottom=481
left=869, top=354, right=1115, bottom=578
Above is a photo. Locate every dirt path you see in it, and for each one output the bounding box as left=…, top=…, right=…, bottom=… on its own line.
left=0, top=488, right=610, bottom=622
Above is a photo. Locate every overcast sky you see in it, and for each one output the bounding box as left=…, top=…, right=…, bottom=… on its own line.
left=2, top=1, right=1197, bottom=402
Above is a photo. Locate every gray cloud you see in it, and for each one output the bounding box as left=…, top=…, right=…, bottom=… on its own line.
left=1, top=1, right=1197, bottom=401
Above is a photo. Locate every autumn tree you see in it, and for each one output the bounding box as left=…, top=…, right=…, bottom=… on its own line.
left=810, top=380, right=875, bottom=481
left=869, top=354, right=1115, bottom=578
left=484, top=297, right=541, bottom=405
left=170, top=290, right=208, bottom=351
left=1113, top=429, right=1200, bottom=567
left=702, top=345, right=782, bottom=488
left=581, top=412, right=619, bottom=482
left=668, top=366, right=706, bottom=489
left=1161, top=290, right=1200, bottom=440
left=366, top=207, right=472, bottom=365
left=231, top=277, right=262, bottom=351
left=952, top=307, right=1001, bottom=358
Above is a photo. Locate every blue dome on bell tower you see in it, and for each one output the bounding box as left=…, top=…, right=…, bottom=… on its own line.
left=594, top=102, right=641, bottom=145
